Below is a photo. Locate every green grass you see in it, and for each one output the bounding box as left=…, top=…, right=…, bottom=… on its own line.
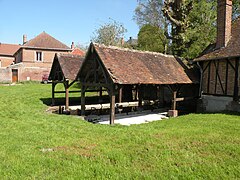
left=0, top=83, right=239, bottom=179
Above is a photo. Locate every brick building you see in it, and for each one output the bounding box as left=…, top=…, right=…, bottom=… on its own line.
left=195, top=0, right=240, bottom=112
left=12, top=32, right=72, bottom=82
left=0, top=32, right=84, bottom=83
left=0, top=43, right=20, bottom=82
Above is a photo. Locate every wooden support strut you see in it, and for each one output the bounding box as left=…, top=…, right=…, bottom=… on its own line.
left=138, top=85, right=143, bottom=108
left=172, top=91, right=177, bottom=110
left=119, top=87, right=123, bottom=103
left=81, top=85, right=86, bottom=116
left=65, top=80, right=69, bottom=111
left=233, top=58, right=239, bottom=101
left=109, top=86, right=116, bottom=125
left=51, top=81, right=56, bottom=106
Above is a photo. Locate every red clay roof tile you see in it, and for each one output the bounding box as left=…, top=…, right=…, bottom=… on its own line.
left=23, top=32, right=70, bottom=50
left=85, top=43, right=198, bottom=85
left=49, top=53, right=84, bottom=81
left=0, top=43, right=20, bottom=56
left=195, top=17, right=240, bottom=61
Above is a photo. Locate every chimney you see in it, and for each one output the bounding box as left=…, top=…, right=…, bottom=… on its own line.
left=23, top=34, right=27, bottom=44
left=71, top=42, right=75, bottom=49
left=216, top=0, right=232, bottom=49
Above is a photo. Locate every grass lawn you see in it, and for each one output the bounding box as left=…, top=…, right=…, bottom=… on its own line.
left=0, top=83, right=239, bottom=179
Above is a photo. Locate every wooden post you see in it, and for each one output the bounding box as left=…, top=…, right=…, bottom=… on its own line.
left=81, top=85, right=86, bottom=116
left=99, top=87, right=103, bottom=97
left=51, top=81, right=56, bottom=106
left=109, top=87, right=116, bottom=125
left=119, top=87, right=122, bottom=103
left=233, top=59, right=239, bottom=101
left=134, top=86, right=138, bottom=101
left=172, top=90, right=177, bottom=110
left=65, top=80, right=69, bottom=111
left=138, top=85, right=143, bottom=108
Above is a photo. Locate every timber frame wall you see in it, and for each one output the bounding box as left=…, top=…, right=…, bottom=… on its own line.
left=200, top=57, right=240, bottom=101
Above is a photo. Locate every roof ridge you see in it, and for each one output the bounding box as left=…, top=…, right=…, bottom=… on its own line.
left=23, top=31, right=70, bottom=49
left=58, top=53, right=83, bottom=57
left=0, top=43, right=20, bottom=46
left=93, top=43, right=175, bottom=58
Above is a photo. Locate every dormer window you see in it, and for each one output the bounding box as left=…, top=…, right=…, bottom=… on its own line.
left=36, top=52, right=43, bottom=62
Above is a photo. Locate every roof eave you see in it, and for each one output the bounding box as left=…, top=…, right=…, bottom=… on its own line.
left=194, top=55, right=240, bottom=62
left=22, top=46, right=72, bottom=51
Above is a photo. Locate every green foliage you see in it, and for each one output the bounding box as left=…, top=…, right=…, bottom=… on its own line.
left=134, top=0, right=240, bottom=59
left=182, top=0, right=217, bottom=59
left=0, top=84, right=239, bottom=178
left=134, top=0, right=165, bottom=28
left=138, top=24, right=167, bottom=53
left=91, top=19, right=127, bottom=46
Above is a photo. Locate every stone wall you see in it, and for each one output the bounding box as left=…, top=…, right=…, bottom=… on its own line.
left=198, top=95, right=240, bottom=112
left=0, top=67, right=11, bottom=83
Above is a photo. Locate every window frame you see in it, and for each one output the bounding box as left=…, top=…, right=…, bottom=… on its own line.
left=36, top=51, right=43, bottom=62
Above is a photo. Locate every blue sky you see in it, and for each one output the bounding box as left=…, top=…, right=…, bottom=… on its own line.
left=0, top=0, right=139, bottom=47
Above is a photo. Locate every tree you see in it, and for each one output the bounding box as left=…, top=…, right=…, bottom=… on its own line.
left=134, top=0, right=165, bottom=28
left=162, top=0, right=193, bottom=57
left=138, top=24, right=167, bottom=53
left=91, top=19, right=127, bottom=46
left=134, top=0, right=240, bottom=59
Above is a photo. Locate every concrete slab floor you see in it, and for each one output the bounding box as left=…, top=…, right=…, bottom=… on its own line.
left=85, top=109, right=169, bottom=126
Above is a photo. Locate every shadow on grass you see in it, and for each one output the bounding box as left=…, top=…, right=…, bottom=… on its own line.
left=40, top=95, right=110, bottom=106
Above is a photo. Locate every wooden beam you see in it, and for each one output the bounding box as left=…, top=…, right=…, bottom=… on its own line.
left=109, top=87, right=116, bottom=125
left=54, top=90, right=81, bottom=94
left=81, top=82, right=111, bottom=89
left=69, top=101, right=155, bottom=111
left=51, top=82, right=56, bottom=106
left=65, top=80, right=69, bottom=111
left=119, top=87, right=123, bottom=103
left=214, top=61, right=218, bottom=94
left=203, top=61, right=211, bottom=73
left=68, top=80, right=76, bottom=87
left=175, top=97, right=195, bottom=102
left=81, top=85, right=86, bottom=116
left=225, top=60, right=229, bottom=95
left=207, top=61, right=211, bottom=93
left=138, top=85, right=143, bottom=107
left=233, top=59, right=239, bottom=101
left=99, top=87, right=103, bottom=97
left=172, top=91, right=177, bottom=110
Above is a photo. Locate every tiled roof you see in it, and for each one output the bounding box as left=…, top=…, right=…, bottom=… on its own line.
left=23, top=32, right=71, bottom=50
left=195, top=17, right=240, bottom=61
left=71, top=48, right=85, bottom=56
left=0, top=43, right=20, bottom=56
left=49, top=53, right=84, bottom=81
left=91, top=43, right=198, bottom=85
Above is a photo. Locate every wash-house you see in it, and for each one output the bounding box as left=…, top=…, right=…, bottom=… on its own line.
left=48, top=53, right=84, bottom=110
left=77, top=43, right=199, bottom=124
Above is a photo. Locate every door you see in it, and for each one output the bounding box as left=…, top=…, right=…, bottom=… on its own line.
left=12, top=69, right=18, bottom=82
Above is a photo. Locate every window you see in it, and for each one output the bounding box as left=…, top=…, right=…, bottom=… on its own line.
left=36, top=52, right=43, bottom=62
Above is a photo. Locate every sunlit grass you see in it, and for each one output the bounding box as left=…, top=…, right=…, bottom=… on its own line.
left=0, top=83, right=239, bottom=179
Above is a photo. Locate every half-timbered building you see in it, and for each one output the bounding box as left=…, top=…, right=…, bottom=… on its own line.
left=195, top=0, right=240, bottom=112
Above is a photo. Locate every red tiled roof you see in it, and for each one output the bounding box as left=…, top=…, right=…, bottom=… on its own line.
left=195, top=17, right=240, bottom=61
left=49, top=53, right=84, bottom=81
left=0, top=43, right=20, bottom=56
left=72, top=48, right=85, bottom=56
left=89, top=43, right=198, bottom=85
left=23, top=32, right=71, bottom=50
